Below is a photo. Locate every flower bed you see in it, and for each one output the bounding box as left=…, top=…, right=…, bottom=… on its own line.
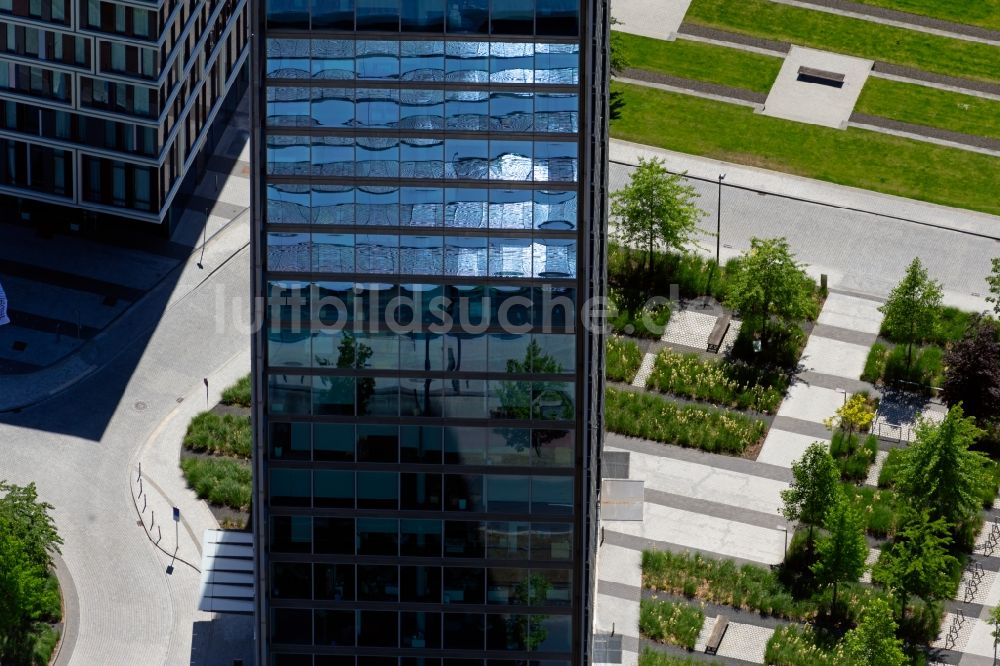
left=183, top=411, right=251, bottom=458
left=841, top=483, right=903, bottom=538
left=646, top=349, right=787, bottom=413
left=639, top=648, right=723, bottom=666
left=605, top=387, right=767, bottom=455
left=862, top=342, right=944, bottom=390
left=830, top=431, right=878, bottom=482
left=180, top=457, right=252, bottom=512
left=639, top=598, right=705, bottom=650
left=765, top=625, right=840, bottom=666
left=607, top=336, right=644, bottom=383
left=221, top=374, right=251, bottom=407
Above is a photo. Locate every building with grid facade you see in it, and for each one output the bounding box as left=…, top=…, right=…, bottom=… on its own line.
left=250, top=1, right=609, bottom=664
left=0, top=0, right=248, bottom=229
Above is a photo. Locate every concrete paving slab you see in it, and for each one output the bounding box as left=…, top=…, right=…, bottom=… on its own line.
left=610, top=502, right=786, bottom=565
left=632, top=351, right=656, bottom=387
left=694, top=615, right=719, bottom=652
left=799, top=334, right=871, bottom=379
left=762, top=46, right=874, bottom=128
left=865, top=449, right=889, bottom=487
left=611, top=0, right=693, bottom=41
left=594, top=592, right=640, bottom=635
left=933, top=612, right=975, bottom=652
left=777, top=382, right=844, bottom=424
left=662, top=309, right=717, bottom=349
left=716, top=622, right=773, bottom=663
left=757, top=429, right=823, bottom=468
left=597, top=544, right=643, bottom=588
left=962, top=616, right=1000, bottom=658
left=621, top=445, right=788, bottom=515
left=860, top=547, right=880, bottom=583
left=817, top=292, right=885, bottom=335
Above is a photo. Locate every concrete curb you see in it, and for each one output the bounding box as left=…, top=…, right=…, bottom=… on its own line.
left=50, top=550, right=79, bottom=666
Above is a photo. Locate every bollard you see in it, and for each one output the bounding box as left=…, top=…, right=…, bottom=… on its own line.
left=141, top=494, right=147, bottom=513
left=150, top=509, right=155, bottom=531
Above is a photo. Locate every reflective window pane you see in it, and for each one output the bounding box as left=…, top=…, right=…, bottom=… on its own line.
left=401, top=0, right=444, bottom=31
left=446, top=0, right=488, bottom=33
left=491, top=0, right=533, bottom=34
left=311, top=40, right=354, bottom=79
left=356, top=0, right=399, bottom=31
left=401, top=41, right=444, bottom=81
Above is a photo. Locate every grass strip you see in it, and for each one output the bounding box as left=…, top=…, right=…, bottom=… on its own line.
left=685, top=0, right=1000, bottom=84
left=180, top=457, right=252, bottom=511
left=605, top=387, right=766, bottom=455
left=610, top=82, right=1000, bottom=217
left=647, top=349, right=788, bottom=414
left=606, top=336, right=644, bottom=384
left=857, top=78, right=1000, bottom=141
left=183, top=411, right=252, bottom=459
left=849, top=0, right=1000, bottom=32
left=639, top=598, right=705, bottom=649
left=616, top=31, right=782, bottom=94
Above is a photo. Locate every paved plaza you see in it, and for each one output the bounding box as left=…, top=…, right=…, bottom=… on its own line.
left=610, top=0, right=693, bottom=41
left=762, top=46, right=874, bottom=128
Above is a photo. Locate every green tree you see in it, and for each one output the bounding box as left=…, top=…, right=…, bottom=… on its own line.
left=781, top=442, right=840, bottom=544
left=897, top=405, right=988, bottom=529
left=0, top=482, right=62, bottom=661
left=811, top=490, right=868, bottom=613
left=873, top=510, right=957, bottom=620
left=825, top=393, right=876, bottom=437
left=609, top=17, right=630, bottom=76
left=985, top=257, right=1000, bottom=317
left=725, top=237, right=814, bottom=353
left=609, top=157, right=704, bottom=273
left=990, top=604, right=1000, bottom=663
left=879, top=257, right=942, bottom=371
left=841, top=597, right=905, bottom=666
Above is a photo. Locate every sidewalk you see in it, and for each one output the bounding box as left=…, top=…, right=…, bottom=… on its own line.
left=610, top=139, right=1000, bottom=239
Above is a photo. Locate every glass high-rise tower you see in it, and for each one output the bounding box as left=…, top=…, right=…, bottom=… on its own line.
left=250, top=1, right=608, bottom=664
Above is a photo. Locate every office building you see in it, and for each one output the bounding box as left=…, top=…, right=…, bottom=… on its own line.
left=0, top=0, right=249, bottom=229
left=251, top=1, right=609, bottom=663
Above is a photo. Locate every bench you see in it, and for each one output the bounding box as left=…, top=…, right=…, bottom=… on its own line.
left=705, top=615, right=729, bottom=655
left=706, top=313, right=731, bottom=353
left=797, top=66, right=846, bottom=88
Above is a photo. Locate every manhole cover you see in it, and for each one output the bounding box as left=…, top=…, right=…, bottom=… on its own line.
left=134, top=401, right=147, bottom=411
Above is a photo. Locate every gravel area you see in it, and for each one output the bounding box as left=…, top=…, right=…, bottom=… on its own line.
left=850, top=112, right=1000, bottom=152
left=872, top=62, right=1000, bottom=96
left=788, top=0, right=1000, bottom=42
left=623, top=68, right=768, bottom=104
left=677, top=23, right=792, bottom=54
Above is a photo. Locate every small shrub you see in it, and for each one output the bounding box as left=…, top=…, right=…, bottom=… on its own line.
left=878, top=448, right=906, bottom=488
left=765, top=625, right=840, bottom=666
left=606, top=336, right=644, bottom=383
left=728, top=321, right=806, bottom=369
left=183, top=411, right=251, bottom=458
left=605, top=387, right=767, bottom=455
left=841, top=484, right=902, bottom=538
left=639, top=598, right=704, bottom=649
left=831, top=432, right=878, bottom=482
left=30, top=625, right=60, bottom=666
left=221, top=374, right=252, bottom=407
left=181, top=457, right=252, bottom=511
left=638, top=648, right=723, bottom=666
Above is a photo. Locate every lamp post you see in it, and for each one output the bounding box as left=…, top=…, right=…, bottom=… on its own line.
left=836, top=387, right=848, bottom=407
left=778, top=524, right=789, bottom=559
left=716, top=173, right=726, bottom=265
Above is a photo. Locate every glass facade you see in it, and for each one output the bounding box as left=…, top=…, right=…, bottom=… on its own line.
left=252, top=1, right=608, bottom=664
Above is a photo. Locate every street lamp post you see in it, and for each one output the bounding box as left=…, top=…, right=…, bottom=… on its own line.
left=778, top=524, right=789, bottom=559
left=716, top=173, right=726, bottom=265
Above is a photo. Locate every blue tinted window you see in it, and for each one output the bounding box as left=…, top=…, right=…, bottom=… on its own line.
left=312, top=233, right=354, bottom=273
left=356, top=234, right=399, bottom=273
left=401, top=41, right=444, bottom=81
left=401, top=138, right=445, bottom=179
left=491, top=0, right=533, bottom=34
left=400, top=235, right=444, bottom=275
left=356, top=186, right=399, bottom=226
left=271, top=468, right=310, bottom=507
left=490, top=91, right=532, bottom=132
left=533, top=237, right=576, bottom=278
left=535, top=43, right=579, bottom=84
left=446, top=187, right=488, bottom=228
left=312, top=0, right=353, bottom=29
left=535, top=92, right=578, bottom=132
left=402, top=0, right=444, bottom=31
left=354, top=331, right=399, bottom=369
left=312, top=185, right=354, bottom=225
left=490, top=140, right=532, bottom=181
left=266, top=136, right=309, bottom=176
left=266, top=0, right=308, bottom=28
left=310, top=40, right=353, bottom=79
left=446, top=0, right=488, bottom=33
left=536, top=0, right=578, bottom=35
left=314, top=470, right=354, bottom=508
left=491, top=42, right=533, bottom=84
left=311, top=137, right=354, bottom=177
left=446, top=138, right=488, bottom=179
left=490, top=189, right=532, bottom=229
left=400, top=88, right=444, bottom=130
left=267, top=232, right=310, bottom=271
left=445, top=90, right=489, bottom=131
left=266, top=39, right=310, bottom=78
left=534, top=141, right=578, bottom=182
left=489, top=237, right=532, bottom=277
left=445, top=41, right=488, bottom=83
left=356, top=0, right=399, bottom=30
left=363, top=376, right=400, bottom=416
left=357, top=40, right=399, bottom=79
left=311, top=87, right=353, bottom=127
left=313, top=375, right=354, bottom=415
left=534, top=189, right=576, bottom=229
left=401, top=187, right=444, bottom=227
left=267, top=184, right=310, bottom=225
left=357, top=137, right=400, bottom=178
left=356, top=88, right=399, bottom=128
left=444, top=236, right=487, bottom=276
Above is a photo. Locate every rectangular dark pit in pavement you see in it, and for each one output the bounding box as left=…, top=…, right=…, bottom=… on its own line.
left=7, top=310, right=100, bottom=340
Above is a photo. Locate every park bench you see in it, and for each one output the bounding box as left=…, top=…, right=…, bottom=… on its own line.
left=797, top=66, right=846, bottom=88
left=706, top=313, right=731, bottom=353
left=705, top=615, right=729, bottom=655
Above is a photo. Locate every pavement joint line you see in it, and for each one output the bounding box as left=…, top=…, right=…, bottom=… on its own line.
left=609, top=155, right=1000, bottom=242
left=770, top=415, right=831, bottom=439
left=597, top=579, right=642, bottom=601
left=767, top=0, right=1000, bottom=45
left=605, top=433, right=793, bottom=483
left=849, top=121, right=1000, bottom=157
left=827, top=287, right=886, bottom=303
left=675, top=31, right=787, bottom=57
left=615, top=75, right=762, bottom=109
left=601, top=529, right=779, bottom=568
left=643, top=488, right=792, bottom=531
left=794, top=370, right=878, bottom=394
left=809, top=323, right=879, bottom=346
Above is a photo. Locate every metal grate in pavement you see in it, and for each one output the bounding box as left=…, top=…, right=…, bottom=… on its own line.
left=593, top=633, right=623, bottom=664
left=603, top=451, right=630, bottom=479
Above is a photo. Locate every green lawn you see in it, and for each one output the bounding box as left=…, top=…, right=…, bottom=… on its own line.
left=610, top=82, right=1000, bottom=217
left=685, top=0, right=1000, bottom=84
left=857, top=78, right=1000, bottom=140
left=615, top=31, right=782, bottom=94
left=850, top=0, right=1000, bottom=32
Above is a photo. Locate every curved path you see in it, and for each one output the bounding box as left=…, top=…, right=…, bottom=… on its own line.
left=0, top=218, right=251, bottom=666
